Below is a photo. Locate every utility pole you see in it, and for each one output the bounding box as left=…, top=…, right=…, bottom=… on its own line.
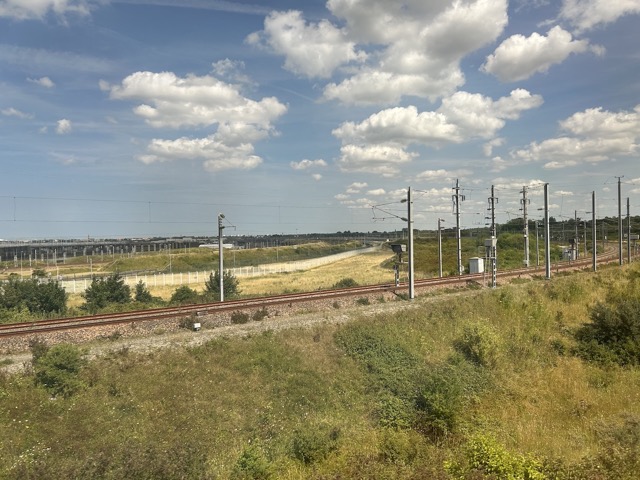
left=618, top=176, right=623, bottom=265
left=574, top=210, right=579, bottom=260
left=218, top=213, right=225, bottom=302
left=521, top=186, right=530, bottom=267
left=544, top=183, right=551, bottom=279
left=400, top=188, right=415, bottom=299
left=592, top=191, right=597, bottom=272
left=452, top=179, right=465, bottom=275
left=408, top=187, right=415, bottom=299
left=627, top=197, right=631, bottom=264
left=487, top=185, right=498, bottom=288
left=438, top=217, right=444, bottom=278
left=535, top=221, right=540, bottom=267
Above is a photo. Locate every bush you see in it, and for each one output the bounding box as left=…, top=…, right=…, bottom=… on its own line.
left=169, top=285, right=199, bottom=306
left=231, top=445, right=273, bottom=479
left=0, top=275, right=67, bottom=315
left=252, top=307, right=268, bottom=321
left=415, top=358, right=490, bottom=439
left=290, top=423, right=340, bottom=464
left=231, top=311, right=250, bottom=324
left=134, top=280, right=154, bottom=303
left=33, top=344, right=87, bottom=398
left=332, top=278, right=358, bottom=289
left=82, top=273, right=131, bottom=313
left=453, top=322, right=501, bottom=368
left=445, top=433, right=545, bottom=479
left=574, top=298, right=640, bottom=366
left=204, top=270, right=241, bottom=301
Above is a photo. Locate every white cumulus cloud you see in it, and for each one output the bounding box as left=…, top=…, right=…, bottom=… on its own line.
left=27, top=76, right=55, bottom=88
left=1, top=107, right=33, bottom=119
left=250, top=0, right=508, bottom=105
left=290, top=159, right=328, bottom=170
left=482, top=26, right=596, bottom=82
left=246, top=10, right=366, bottom=79
left=56, top=118, right=72, bottom=134
left=109, top=70, right=287, bottom=171
left=513, top=105, right=640, bottom=168
left=333, top=89, right=542, bottom=177
left=559, top=0, right=640, bottom=32
left=0, top=0, right=92, bottom=21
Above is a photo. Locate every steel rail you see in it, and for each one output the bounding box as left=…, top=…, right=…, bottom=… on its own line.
left=0, top=248, right=622, bottom=338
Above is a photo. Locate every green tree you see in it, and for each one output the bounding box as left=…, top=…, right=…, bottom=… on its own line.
left=81, top=273, right=131, bottom=313
left=0, top=276, right=67, bottom=315
left=204, top=270, right=241, bottom=301
left=170, top=285, right=199, bottom=305
left=134, top=280, right=154, bottom=303
left=33, top=343, right=87, bottom=398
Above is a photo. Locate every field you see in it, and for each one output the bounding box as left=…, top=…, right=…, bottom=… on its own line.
left=2, top=255, right=640, bottom=478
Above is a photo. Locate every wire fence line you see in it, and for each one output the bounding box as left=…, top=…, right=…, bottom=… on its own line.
left=59, top=246, right=380, bottom=294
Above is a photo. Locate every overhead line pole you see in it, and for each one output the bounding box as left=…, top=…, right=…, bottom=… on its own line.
left=544, top=183, right=551, bottom=280
left=453, top=179, right=465, bottom=275
left=408, top=187, right=415, bottom=300
left=628, top=198, right=631, bottom=264
left=218, top=213, right=225, bottom=302
left=522, top=186, right=529, bottom=267
left=592, top=191, right=597, bottom=272
left=618, top=176, right=623, bottom=265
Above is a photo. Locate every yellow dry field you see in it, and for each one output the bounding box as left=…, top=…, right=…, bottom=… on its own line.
left=66, top=251, right=394, bottom=305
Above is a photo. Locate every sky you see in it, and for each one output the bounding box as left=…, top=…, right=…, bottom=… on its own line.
left=1, top=0, right=639, bottom=240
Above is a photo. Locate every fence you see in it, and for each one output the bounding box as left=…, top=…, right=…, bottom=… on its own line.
left=59, top=246, right=379, bottom=293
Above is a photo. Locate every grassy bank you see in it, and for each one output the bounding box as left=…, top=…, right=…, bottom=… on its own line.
left=2, top=262, right=640, bottom=478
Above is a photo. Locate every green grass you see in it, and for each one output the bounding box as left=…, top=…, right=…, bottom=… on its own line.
left=2, top=263, right=640, bottom=478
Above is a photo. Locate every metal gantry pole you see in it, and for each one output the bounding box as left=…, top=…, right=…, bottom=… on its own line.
left=218, top=213, right=225, bottom=302
left=522, top=186, right=529, bottom=267
left=453, top=179, right=465, bottom=275
left=544, top=183, right=551, bottom=279
left=592, top=191, right=597, bottom=272
left=407, top=187, right=415, bottom=300
left=438, top=217, right=443, bottom=278
left=618, top=176, right=623, bottom=265
left=627, top=197, right=631, bottom=264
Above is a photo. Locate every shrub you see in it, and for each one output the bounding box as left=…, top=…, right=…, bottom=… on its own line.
left=290, top=423, right=340, bottom=464
left=252, top=307, right=269, bottom=321
left=134, top=280, right=154, bottom=303
left=415, top=358, right=490, bottom=440
left=204, top=270, right=241, bottom=301
left=231, top=445, right=273, bottom=480
left=82, top=273, right=131, bottom=313
left=445, top=433, right=545, bottom=479
left=332, top=277, right=358, bottom=289
left=574, top=298, right=640, bottom=366
left=169, top=285, right=199, bottom=306
left=0, top=275, right=67, bottom=314
left=379, top=429, right=419, bottom=465
left=453, top=322, right=501, bottom=368
left=231, top=311, right=250, bottom=324
left=33, top=343, right=87, bottom=398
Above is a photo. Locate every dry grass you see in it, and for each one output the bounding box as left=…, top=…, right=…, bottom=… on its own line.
left=65, top=251, right=394, bottom=306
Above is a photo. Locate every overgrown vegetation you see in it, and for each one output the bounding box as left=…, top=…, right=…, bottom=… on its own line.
left=3, top=263, right=640, bottom=478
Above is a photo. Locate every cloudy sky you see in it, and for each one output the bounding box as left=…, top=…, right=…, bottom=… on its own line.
left=1, top=0, right=639, bottom=239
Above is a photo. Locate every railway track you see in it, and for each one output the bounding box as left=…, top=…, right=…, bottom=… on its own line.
left=0, top=249, right=620, bottom=340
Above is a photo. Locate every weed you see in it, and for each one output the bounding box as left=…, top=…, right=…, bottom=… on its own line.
left=332, top=301, right=340, bottom=309
left=356, top=297, right=370, bottom=306
left=231, top=311, right=250, bottom=324
left=290, top=423, right=340, bottom=464
left=231, top=445, right=273, bottom=479
left=333, top=277, right=358, bottom=288
left=252, top=307, right=269, bottom=321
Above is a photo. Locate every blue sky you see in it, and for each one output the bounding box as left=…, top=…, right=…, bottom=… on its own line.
left=1, top=0, right=639, bottom=239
